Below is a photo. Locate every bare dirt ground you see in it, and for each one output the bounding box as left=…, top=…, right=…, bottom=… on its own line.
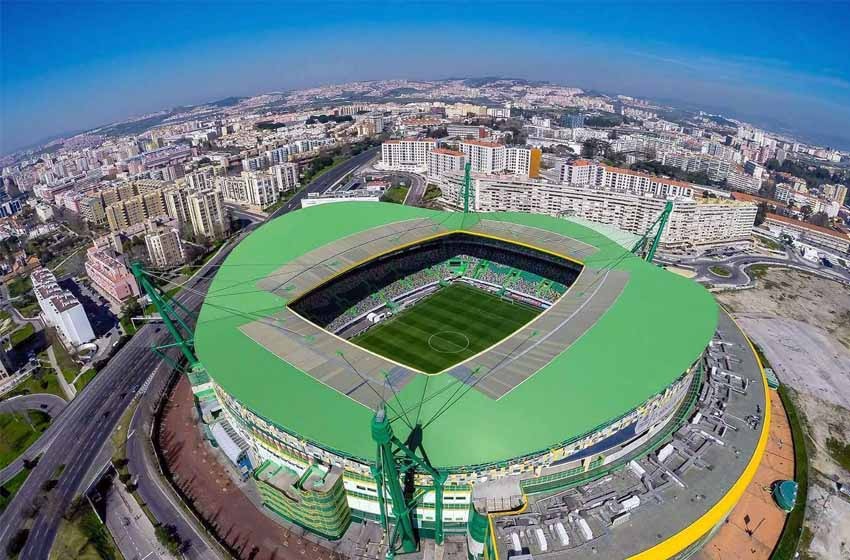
left=717, top=268, right=850, bottom=559
left=159, top=376, right=342, bottom=560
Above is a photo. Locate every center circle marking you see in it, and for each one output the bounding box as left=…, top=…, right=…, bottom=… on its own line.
left=428, top=331, right=470, bottom=354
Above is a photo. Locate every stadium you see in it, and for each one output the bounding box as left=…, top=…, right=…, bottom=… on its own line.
left=186, top=201, right=768, bottom=559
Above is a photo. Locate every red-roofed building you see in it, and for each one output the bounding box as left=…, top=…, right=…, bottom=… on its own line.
left=764, top=213, right=850, bottom=254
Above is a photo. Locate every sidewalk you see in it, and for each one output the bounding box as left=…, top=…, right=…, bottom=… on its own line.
left=106, top=476, right=174, bottom=560
left=47, top=345, right=77, bottom=400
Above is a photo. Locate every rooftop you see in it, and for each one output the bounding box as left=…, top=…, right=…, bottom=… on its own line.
left=196, top=203, right=717, bottom=468
left=766, top=212, right=850, bottom=239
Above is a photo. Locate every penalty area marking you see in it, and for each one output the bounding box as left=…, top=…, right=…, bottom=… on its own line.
left=428, top=331, right=470, bottom=354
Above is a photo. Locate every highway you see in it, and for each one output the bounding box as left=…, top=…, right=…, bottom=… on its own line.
left=0, top=148, right=379, bottom=560
left=270, top=146, right=379, bottom=218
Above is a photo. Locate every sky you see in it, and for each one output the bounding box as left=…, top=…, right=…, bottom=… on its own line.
left=2, top=1, right=850, bottom=154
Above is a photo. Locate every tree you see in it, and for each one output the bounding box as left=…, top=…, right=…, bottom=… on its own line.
left=6, top=529, right=28, bottom=556
left=155, top=524, right=184, bottom=554
left=755, top=202, right=768, bottom=227
left=800, top=205, right=813, bottom=219
left=581, top=139, right=609, bottom=158
left=808, top=212, right=830, bottom=227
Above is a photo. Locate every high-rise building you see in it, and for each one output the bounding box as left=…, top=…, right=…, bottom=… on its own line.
left=460, top=140, right=506, bottom=174
left=188, top=188, right=229, bottom=240
left=186, top=166, right=222, bottom=191
left=560, top=160, right=694, bottom=198
left=105, top=190, right=167, bottom=232
left=435, top=172, right=756, bottom=247
left=380, top=139, right=437, bottom=172
left=272, top=163, right=300, bottom=193
left=459, top=141, right=541, bottom=178
left=427, top=148, right=466, bottom=178
left=823, top=183, right=848, bottom=204
left=164, top=186, right=191, bottom=224
left=145, top=228, right=186, bottom=269
left=220, top=171, right=279, bottom=209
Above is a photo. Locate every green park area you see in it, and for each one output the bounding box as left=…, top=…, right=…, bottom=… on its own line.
left=49, top=498, right=121, bottom=560
left=0, top=469, right=31, bottom=514
left=0, top=410, right=51, bottom=469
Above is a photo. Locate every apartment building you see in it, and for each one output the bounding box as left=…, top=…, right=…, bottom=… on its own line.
left=85, top=247, right=141, bottom=303
left=726, top=170, right=761, bottom=194
left=105, top=190, right=167, bottom=231
left=273, top=163, right=300, bottom=193
left=435, top=173, right=756, bottom=247
left=380, top=138, right=437, bottom=172
left=219, top=171, right=279, bottom=209
left=188, top=188, right=229, bottom=240
left=427, top=148, right=466, bottom=177
left=506, top=146, right=542, bottom=178
left=822, top=183, right=848, bottom=205
left=186, top=165, right=223, bottom=191
left=145, top=228, right=186, bottom=268
left=661, top=151, right=732, bottom=181
left=560, top=160, right=694, bottom=198
left=446, top=124, right=489, bottom=139
left=32, top=268, right=95, bottom=346
left=164, top=186, right=191, bottom=224
left=775, top=183, right=840, bottom=217
left=459, top=140, right=506, bottom=174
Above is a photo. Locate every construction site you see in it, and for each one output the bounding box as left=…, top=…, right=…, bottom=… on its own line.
left=132, top=170, right=771, bottom=559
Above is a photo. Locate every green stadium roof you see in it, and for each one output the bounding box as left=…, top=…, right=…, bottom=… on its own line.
left=195, top=202, right=718, bottom=469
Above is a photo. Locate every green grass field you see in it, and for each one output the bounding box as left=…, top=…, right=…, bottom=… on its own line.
left=0, top=410, right=51, bottom=469
left=351, top=283, right=540, bottom=373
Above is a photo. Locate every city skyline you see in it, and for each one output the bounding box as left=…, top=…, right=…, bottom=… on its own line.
left=3, top=1, right=850, bottom=154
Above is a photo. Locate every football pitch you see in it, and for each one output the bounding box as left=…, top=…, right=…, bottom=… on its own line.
left=351, top=283, right=540, bottom=374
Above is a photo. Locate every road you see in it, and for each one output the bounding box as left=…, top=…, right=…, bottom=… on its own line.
left=0, top=394, right=67, bottom=486
left=658, top=244, right=850, bottom=288
left=270, top=146, right=379, bottom=218
left=0, top=228, right=252, bottom=559
left=0, top=149, right=379, bottom=559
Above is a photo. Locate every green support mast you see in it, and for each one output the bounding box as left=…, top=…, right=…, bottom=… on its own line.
left=463, top=161, right=472, bottom=214
left=631, top=200, right=673, bottom=263
left=372, top=409, right=446, bottom=559
left=130, top=261, right=200, bottom=368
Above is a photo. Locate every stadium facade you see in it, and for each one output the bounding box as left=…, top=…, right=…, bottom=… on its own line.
left=190, top=202, right=768, bottom=558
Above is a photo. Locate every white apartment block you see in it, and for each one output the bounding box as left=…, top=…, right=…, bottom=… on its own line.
left=460, top=140, right=506, bottom=174
left=380, top=139, right=437, bottom=172
left=164, top=186, right=191, bottom=224
left=219, top=171, right=279, bottom=209
left=822, top=183, right=848, bottom=204
left=427, top=148, right=466, bottom=178
left=273, top=163, right=300, bottom=193
left=775, top=184, right=839, bottom=217
left=242, top=155, right=267, bottom=172
left=186, top=166, right=222, bottom=191
left=726, top=170, right=761, bottom=194
left=560, top=160, right=694, bottom=198
left=145, top=228, right=186, bottom=268
left=435, top=173, right=756, bottom=247
left=506, top=146, right=541, bottom=178
left=188, top=189, right=229, bottom=240
left=660, top=151, right=732, bottom=181
left=31, top=268, right=95, bottom=346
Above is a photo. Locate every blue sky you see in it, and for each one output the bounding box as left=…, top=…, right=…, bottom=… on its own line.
left=2, top=1, right=850, bottom=154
